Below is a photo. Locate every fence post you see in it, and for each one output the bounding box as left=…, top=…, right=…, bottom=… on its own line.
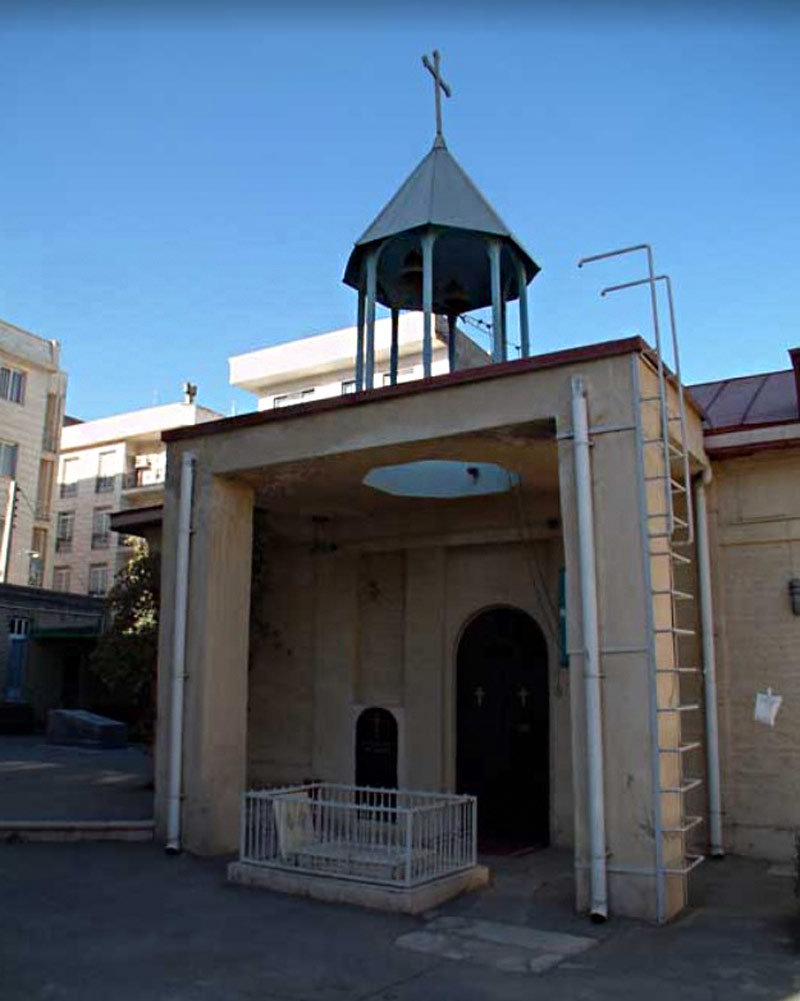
left=405, top=810, right=413, bottom=887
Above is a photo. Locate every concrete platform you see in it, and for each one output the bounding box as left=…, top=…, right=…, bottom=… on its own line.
left=227, top=860, right=490, bottom=914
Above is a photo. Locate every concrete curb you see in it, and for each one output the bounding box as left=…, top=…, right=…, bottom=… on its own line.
left=0, top=819, right=155, bottom=843
left=228, top=861, right=490, bottom=914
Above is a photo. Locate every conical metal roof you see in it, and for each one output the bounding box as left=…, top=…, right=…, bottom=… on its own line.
left=343, top=141, right=539, bottom=295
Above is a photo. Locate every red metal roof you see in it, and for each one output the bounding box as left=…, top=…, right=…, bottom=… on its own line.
left=689, top=369, right=798, bottom=432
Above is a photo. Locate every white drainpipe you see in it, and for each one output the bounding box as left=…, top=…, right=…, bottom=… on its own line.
left=166, top=451, right=195, bottom=854
left=571, top=376, right=609, bottom=921
left=694, top=469, right=724, bottom=857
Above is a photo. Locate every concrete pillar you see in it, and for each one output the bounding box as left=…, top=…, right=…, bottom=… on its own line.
left=557, top=365, right=684, bottom=922
left=155, top=455, right=254, bottom=855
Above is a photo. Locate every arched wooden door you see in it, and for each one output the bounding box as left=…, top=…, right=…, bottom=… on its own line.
left=355, top=708, right=398, bottom=789
left=456, top=607, right=549, bottom=849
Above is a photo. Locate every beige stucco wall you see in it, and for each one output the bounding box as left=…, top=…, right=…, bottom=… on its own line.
left=246, top=532, right=573, bottom=846
left=709, top=448, right=800, bottom=862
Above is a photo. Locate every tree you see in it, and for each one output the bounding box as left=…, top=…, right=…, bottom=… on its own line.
left=89, top=539, right=160, bottom=726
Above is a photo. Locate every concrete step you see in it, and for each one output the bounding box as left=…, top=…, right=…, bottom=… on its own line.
left=0, top=819, right=154, bottom=843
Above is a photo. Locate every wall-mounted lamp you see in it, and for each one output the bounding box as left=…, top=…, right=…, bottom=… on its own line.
left=789, top=578, right=800, bottom=616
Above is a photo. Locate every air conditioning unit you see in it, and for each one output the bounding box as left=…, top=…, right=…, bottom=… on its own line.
left=134, top=455, right=151, bottom=469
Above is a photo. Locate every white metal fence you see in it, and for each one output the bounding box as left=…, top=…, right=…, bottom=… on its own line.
left=240, top=783, right=477, bottom=888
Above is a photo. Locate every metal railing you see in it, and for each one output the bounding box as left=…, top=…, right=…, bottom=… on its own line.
left=122, top=469, right=165, bottom=490
left=240, top=783, right=476, bottom=888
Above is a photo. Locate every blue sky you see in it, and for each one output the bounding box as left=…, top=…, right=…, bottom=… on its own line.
left=2, top=2, right=798, bottom=419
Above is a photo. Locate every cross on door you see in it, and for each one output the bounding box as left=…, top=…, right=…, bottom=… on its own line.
left=474, top=685, right=485, bottom=708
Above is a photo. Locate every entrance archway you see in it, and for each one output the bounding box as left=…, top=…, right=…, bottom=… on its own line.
left=355, top=708, right=398, bottom=789
left=456, top=607, right=549, bottom=850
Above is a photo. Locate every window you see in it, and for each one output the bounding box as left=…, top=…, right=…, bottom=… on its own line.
left=0, top=366, right=26, bottom=404
left=273, top=388, right=314, bottom=409
left=8, top=617, right=30, bottom=638
left=42, top=393, right=60, bottom=452
left=92, top=508, right=111, bottom=549
left=0, top=441, right=18, bottom=478
left=95, top=450, right=116, bottom=493
left=88, top=563, right=109, bottom=597
left=56, top=511, right=74, bottom=553
left=28, top=527, right=45, bottom=587
left=341, top=380, right=357, bottom=395
left=53, top=566, right=71, bottom=593
left=60, top=457, right=79, bottom=498
left=36, top=459, right=55, bottom=520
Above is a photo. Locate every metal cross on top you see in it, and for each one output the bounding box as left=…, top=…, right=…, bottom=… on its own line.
left=421, top=49, right=451, bottom=143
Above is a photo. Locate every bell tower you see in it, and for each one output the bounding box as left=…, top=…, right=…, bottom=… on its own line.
left=343, top=49, right=540, bottom=391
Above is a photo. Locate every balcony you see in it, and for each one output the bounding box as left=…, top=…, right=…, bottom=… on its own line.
left=55, top=538, right=73, bottom=554
left=91, top=533, right=110, bottom=550
left=122, top=468, right=165, bottom=493
left=60, top=482, right=78, bottom=499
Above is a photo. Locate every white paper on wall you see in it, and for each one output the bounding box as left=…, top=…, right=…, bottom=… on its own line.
left=754, top=688, right=782, bottom=727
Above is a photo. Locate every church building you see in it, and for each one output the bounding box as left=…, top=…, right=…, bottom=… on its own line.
left=151, top=53, right=800, bottom=925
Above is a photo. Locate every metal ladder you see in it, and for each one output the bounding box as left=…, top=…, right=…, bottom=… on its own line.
left=633, top=273, right=705, bottom=903
left=578, top=246, right=705, bottom=916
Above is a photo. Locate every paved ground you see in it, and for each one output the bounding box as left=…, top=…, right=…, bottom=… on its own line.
left=2, top=840, right=799, bottom=1000
left=0, top=735, right=153, bottom=821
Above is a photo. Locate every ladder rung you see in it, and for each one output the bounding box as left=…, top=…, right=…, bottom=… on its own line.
left=661, top=778, right=703, bottom=794
left=655, top=667, right=700, bottom=674
left=658, top=742, right=702, bottom=754
left=673, top=516, right=688, bottom=529
left=663, top=854, right=705, bottom=875
left=654, top=626, right=695, bottom=636
left=644, top=475, right=686, bottom=493
left=657, top=703, right=701, bottom=712
left=663, top=816, right=704, bottom=834
left=647, top=548, right=692, bottom=564
left=652, top=588, right=693, bottom=600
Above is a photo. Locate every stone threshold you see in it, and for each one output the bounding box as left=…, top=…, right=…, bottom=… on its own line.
left=396, top=915, right=600, bottom=975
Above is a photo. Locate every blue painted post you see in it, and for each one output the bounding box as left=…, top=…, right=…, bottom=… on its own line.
left=500, top=289, right=508, bottom=362
left=365, top=252, right=378, bottom=390
left=355, top=287, right=366, bottom=390
left=488, top=239, right=502, bottom=363
left=422, top=231, right=436, bottom=378
left=390, top=308, right=399, bottom=385
left=516, top=256, right=530, bottom=358
left=447, top=314, right=457, bottom=373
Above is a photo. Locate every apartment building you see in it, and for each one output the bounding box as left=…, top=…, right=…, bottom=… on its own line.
left=0, top=319, right=66, bottom=589
left=54, top=390, right=222, bottom=596
left=228, top=312, right=488, bottom=409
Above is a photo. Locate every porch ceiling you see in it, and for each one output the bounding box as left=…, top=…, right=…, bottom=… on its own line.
left=239, top=421, right=558, bottom=520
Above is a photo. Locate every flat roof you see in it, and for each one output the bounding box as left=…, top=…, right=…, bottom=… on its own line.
left=166, top=336, right=653, bottom=444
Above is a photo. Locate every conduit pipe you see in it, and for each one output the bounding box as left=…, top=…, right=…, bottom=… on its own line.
left=570, top=376, right=609, bottom=921
left=166, top=451, right=195, bottom=854
left=694, top=469, right=724, bottom=857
